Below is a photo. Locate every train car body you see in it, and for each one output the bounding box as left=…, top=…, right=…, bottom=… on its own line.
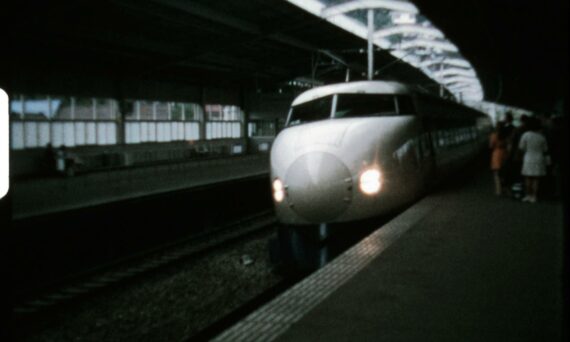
left=270, top=81, right=492, bottom=226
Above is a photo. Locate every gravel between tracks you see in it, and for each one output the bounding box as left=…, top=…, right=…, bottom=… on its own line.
left=17, top=229, right=282, bottom=342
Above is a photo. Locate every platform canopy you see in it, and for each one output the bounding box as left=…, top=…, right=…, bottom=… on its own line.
left=285, top=0, right=484, bottom=101
left=3, top=0, right=449, bottom=100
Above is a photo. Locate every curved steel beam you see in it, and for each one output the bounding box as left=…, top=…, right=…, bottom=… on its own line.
left=420, top=58, right=471, bottom=69
left=447, top=83, right=479, bottom=92
left=443, top=75, right=479, bottom=85
left=398, top=39, right=458, bottom=52
left=321, top=0, right=419, bottom=18
left=374, top=25, right=444, bottom=39
left=433, top=68, right=477, bottom=78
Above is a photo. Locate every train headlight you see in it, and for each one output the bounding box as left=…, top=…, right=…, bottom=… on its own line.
left=359, top=169, right=382, bottom=195
left=272, top=178, right=285, bottom=203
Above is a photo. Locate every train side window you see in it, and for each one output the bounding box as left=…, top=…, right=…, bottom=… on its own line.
left=437, top=130, right=446, bottom=148
left=470, top=127, right=477, bottom=140
left=420, top=133, right=432, bottom=157
left=396, top=96, right=416, bottom=115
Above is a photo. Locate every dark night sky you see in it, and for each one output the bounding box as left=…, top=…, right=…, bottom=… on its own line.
left=415, top=0, right=568, bottom=113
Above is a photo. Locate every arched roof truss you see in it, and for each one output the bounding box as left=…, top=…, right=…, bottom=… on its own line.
left=321, top=0, right=418, bottom=17
left=285, top=0, right=484, bottom=101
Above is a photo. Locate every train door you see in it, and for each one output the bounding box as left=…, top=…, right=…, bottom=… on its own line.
left=419, top=117, right=437, bottom=189
left=408, top=95, right=437, bottom=191
left=395, top=95, right=423, bottom=196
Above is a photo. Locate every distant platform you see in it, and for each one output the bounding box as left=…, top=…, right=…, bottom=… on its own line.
left=11, top=154, right=269, bottom=219
left=214, top=166, right=564, bottom=341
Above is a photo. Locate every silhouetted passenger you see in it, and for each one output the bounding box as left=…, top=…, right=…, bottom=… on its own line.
left=44, top=143, right=56, bottom=175
left=55, top=145, right=67, bottom=175
left=504, top=114, right=529, bottom=198
left=489, top=122, right=509, bottom=195
left=519, top=117, right=548, bottom=203
left=503, top=112, right=515, bottom=139
left=55, top=145, right=78, bottom=176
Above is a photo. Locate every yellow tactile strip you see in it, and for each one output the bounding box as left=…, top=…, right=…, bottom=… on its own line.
left=213, top=195, right=441, bottom=341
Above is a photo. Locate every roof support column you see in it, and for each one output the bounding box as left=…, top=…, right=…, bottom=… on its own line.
left=367, top=8, right=374, bottom=80
left=199, top=87, right=206, bottom=141
left=239, top=89, right=249, bottom=154
left=439, top=60, right=445, bottom=97
left=116, top=101, right=126, bottom=146
left=115, top=82, right=126, bottom=146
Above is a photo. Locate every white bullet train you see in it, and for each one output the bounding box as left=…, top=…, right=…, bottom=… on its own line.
left=270, top=81, right=492, bottom=226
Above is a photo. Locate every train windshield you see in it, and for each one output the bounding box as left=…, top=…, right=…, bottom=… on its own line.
left=334, top=94, right=397, bottom=118
left=288, top=96, right=333, bottom=126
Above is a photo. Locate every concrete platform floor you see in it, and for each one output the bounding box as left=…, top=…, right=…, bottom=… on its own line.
left=11, top=154, right=269, bottom=219
left=215, top=165, right=565, bottom=341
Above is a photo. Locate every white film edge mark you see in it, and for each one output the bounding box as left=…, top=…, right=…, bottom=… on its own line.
left=0, top=88, right=8, bottom=199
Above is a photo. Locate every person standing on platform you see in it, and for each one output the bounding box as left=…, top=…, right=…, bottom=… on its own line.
left=498, top=112, right=515, bottom=196
left=503, top=112, right=515, bottom=138
left=519, top=117, right=549, bottom=203
left=489, top=121, right=509, bottom=196
left=44, top=143, right=57, bottom=175
left=505, top=114, right=529, bottom=198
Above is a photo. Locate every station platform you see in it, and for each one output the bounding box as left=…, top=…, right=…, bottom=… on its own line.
left=214, top=165, right=565, bottom=341
left=11, top=154, right=269, bottom=219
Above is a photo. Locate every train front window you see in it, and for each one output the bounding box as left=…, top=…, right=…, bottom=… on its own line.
left=288, top=96, right=333, bottom=126
left=396, top=95, right=416, bottom=115
left=334, top=94, right=397, bottom=118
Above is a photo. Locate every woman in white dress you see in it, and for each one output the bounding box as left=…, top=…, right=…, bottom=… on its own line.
left=518, top=118, right=549, bottom=203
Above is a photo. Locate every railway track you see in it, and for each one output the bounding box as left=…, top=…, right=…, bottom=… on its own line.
left=12, top=210, right=278, bottom=317
left=11, top=208, right=397, bottom=341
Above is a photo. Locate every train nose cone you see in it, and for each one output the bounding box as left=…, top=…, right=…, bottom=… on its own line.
left=285, top=152, right=352, bottom=222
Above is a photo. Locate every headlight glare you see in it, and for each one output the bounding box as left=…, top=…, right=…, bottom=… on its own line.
left=359, top=169, right=382, bottom=195
left=272, top=178, right=285, bottom=202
